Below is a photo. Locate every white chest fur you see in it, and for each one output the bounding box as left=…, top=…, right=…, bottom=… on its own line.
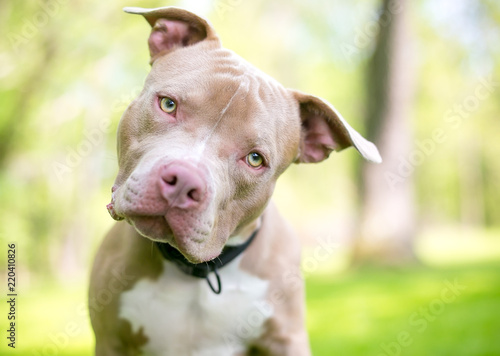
left=119, top=256, right=272, bottom=356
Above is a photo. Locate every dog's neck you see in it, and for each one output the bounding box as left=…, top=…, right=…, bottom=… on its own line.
left=154, top=227, right=260, bottom=294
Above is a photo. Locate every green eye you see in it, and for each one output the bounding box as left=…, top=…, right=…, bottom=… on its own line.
left=247, top=152, right=263, bottom=168
left=160, top=97, right=176, bottom=113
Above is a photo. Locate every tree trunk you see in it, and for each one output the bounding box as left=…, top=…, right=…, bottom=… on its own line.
left=352, top=0, right=418, bottom=266
left=457, top=130, right=485, bottom=227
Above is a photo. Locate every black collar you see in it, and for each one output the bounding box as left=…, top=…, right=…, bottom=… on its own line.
left=155, top=228, right=259, bottom=294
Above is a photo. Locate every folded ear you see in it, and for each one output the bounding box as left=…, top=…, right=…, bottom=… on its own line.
left=124, top=6, right=220, bottom=62
left=291, top=90, right=382, bottom=164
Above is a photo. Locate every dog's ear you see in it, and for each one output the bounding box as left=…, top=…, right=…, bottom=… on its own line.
left=291, top=90, right=382, bottom=164
left=124, top=7, right=219, bottom=62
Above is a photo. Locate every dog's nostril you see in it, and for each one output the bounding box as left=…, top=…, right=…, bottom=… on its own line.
left=187, top=189, right=200, bottom=202
left=165, top=175, right=177, bottom=185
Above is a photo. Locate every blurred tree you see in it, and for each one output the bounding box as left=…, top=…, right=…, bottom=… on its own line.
left=0, top=2, right=56, bottom=168
left=352, top=0, right=418, bottom=265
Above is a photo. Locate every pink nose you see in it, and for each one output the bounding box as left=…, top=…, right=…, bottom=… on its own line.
left=159, top=163, right=207, bottom=209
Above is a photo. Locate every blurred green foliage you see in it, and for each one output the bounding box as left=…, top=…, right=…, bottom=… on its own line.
left=0, top=0, right=499, bottom=354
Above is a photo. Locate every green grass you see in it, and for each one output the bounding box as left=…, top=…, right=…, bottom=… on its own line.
left=307, top=263, right=500, bottom=356
left=1, top=281, right=93, bottom=356
left=2, top=263, right=499, bottom=355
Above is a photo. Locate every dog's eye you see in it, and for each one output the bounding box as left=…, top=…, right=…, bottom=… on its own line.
left=246, top=152, right=263, bottom=168
left=159, top=97, right=177, bottom=114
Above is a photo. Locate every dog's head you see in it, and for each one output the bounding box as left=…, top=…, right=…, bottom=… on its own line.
left=107, top=7, right=381, bottom=263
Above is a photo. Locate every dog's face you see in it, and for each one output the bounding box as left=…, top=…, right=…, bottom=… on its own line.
left=110, top=43, right=301, bottom=263
left=107, top=7, right=381, bottom=263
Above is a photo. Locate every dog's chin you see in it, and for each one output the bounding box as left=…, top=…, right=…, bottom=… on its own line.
left=127, top=215, right=222, bottom=264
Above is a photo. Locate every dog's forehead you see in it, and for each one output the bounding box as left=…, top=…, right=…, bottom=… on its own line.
left=150, top=45, right=292, bottom=111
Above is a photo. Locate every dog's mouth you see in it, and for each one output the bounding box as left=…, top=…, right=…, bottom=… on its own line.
left=116, top=211, right=222, bottom=263
left=106, top=174, right=224, bottom=263
left=128, top=215, right=175, bottom=242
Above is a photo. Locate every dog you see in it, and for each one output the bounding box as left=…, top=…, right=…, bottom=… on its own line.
left=89, top=6, right=381, bottom=356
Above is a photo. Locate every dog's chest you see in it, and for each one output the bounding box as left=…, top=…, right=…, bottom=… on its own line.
left=119, top=257, right=272, bottom=356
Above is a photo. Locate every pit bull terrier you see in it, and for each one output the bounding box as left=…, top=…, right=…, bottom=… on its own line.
left=89, top=6, right=381, bottom=356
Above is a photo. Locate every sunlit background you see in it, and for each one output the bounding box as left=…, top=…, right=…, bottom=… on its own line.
left=1, top=0, right=499, bottom=355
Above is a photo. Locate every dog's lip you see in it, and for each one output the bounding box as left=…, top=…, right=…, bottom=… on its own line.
left=127, top=214, right=175, bottom=241
left=106, top=202, right=124, bottom=221
left=117, top=211, right=221, bottom=263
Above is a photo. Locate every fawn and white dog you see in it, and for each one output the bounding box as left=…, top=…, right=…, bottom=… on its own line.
left=89, top=6, right=381, bottom=356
